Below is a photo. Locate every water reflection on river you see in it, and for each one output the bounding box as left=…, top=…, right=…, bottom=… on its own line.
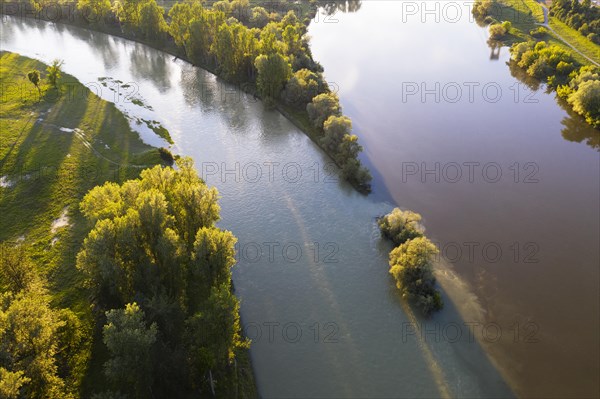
left=309, top=2, right=599, bottom=398
left=0, top=13, right=522, bottom=398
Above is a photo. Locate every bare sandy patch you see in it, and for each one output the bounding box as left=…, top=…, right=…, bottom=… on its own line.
left=51, top=207, right=71, bottom=234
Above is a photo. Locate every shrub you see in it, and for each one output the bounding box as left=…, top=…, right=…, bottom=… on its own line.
left=530, top=27, right=548, bottom=38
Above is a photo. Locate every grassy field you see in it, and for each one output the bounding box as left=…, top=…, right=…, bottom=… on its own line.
left=0, top=50, right=258, bottom=398
left=548, top=17, right=600, bottom=65
left=489, top=0, right=599, bottom=66
left=0, top=51, right=167, bottom=393
left=521, top=0, right=545, bottom=23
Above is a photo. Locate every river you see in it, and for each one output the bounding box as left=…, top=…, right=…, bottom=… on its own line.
left=308, top=2, right=599, bottom=398
left=0, top=3, right=597, bottom=398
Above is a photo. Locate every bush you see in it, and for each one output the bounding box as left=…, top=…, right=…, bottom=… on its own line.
left=512, top=41, right=575, bottom=81
left=588, top=33, right=600, bottom=45
left=530, top=27, right=548, bottom=38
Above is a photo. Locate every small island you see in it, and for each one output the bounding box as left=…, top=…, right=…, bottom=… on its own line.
left=378, top=208, right=443, bottom=316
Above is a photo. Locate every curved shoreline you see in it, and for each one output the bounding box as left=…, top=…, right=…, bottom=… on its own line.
left=0, top=9, right=372, bottom=193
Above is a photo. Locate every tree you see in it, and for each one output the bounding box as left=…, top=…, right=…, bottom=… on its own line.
left=112, top=0, right=145, bottom=29
left=212, top=22, right=258, bottom=81
left=282, top=24, right=302, bottom=55
left=184, top=284, right=248, bottom=379
left=188, top=227, right=237, bottom=313
left=472, top=0, right=495, bottom=22
left=103, top=303, right=158, bottom=399
left=567, top=79, right=600, bottom=128
left=77, top=0, right=111, bottom=24
left=337, top=134, right=371, bottom=189
left=77, top=159, right=221, bottom=306
left=337, top=134, right=362, bottom=161
left=168, top=0, right=205, bottom=51
left=0, top=243, right=37, bottom=292
left=139, top=0, right=167, bottom=40
left=283, top=68, right=325, bottom=107
left=230, top=0, right=251, bottom=23
left=280, top=10, right=300, bottom=28
left=188, top=9, right=226, bottom=63
left=306, top=92, right=341, bottom=129
left=46, top=59, right=63, bottom=89
left=0, top=284, right=70, bottom=399
left=510, top=41, right=534, bottom=62
left=389, top=237, right=443, bottom=315
left=27, top=70, right=40, bottom=95
left=0, top=245, right=86, bottom=398
left=255, top=52, right=292, bottom=102
left=258, top=22, right=285, bottom=54
left=378, top=208, right=424, bottom=246
left=321, top=115, right=351, bottom=153
left=212, top=0, right=231, bottom=14
left=0, top=368, right=30, bottom=399
left=250, top=6, right=270, bottom=28
left=77, top=158, right=245, bottom=395
left=340, top=157, right=371, bottom=189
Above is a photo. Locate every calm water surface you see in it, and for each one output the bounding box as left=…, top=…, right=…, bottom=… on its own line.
left=309, top=2, right=599, bottom=398
left=1, top=3, right=597, bottom=397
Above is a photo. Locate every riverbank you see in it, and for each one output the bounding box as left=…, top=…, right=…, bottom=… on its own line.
left=476, top=0, right=600, bottom=65
left=0, top=50, right=257, bottom=398
left=0, top=2, right=373, bottom=193
left=474, top=0, right=600, bottom=128
left=0, top=50, right=168, bottom=395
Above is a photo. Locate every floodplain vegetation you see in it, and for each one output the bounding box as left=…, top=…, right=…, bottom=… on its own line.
left=473, top=0, right=600, bottom=128
left=0, top=52, right=255, bottom=398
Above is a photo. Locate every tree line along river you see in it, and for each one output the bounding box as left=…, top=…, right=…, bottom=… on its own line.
left=1, top=2, right=599, bottom=397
